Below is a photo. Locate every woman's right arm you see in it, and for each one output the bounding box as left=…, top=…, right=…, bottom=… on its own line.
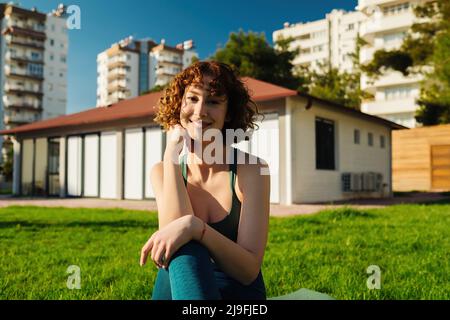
left=150, top=142, right=194, bottom=229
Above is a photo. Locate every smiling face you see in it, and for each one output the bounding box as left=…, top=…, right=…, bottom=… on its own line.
left=180, top=75, right=229, bottom=141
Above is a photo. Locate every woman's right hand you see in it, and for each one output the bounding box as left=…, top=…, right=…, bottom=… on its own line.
left=164, top=124, right=187, bottom=163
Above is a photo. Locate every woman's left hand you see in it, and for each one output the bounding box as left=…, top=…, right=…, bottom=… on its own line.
left=140, top=215, right=196, bottom=269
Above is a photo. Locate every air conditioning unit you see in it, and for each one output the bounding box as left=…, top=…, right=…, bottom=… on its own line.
left=342, top=173, right=362, bottom=192
left=362, top=172, right=375, bottom=191
left=375, top=173, right=383, bottom=191
left=342, top=173, right=351, bottom=192
left=351, top=173, right=362, bottom=191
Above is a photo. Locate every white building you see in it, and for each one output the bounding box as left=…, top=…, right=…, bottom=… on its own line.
left=273, top=9, right=366, bottom=73
left=0, top=77, right=404, bottom=203
left=0, top=3, right=68, bottom=165
left=96, top=37, right=198, bottom=107
left=358, top=0, right=431, bottom=128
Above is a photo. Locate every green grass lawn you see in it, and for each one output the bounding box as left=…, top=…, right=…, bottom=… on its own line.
left=0, top=204, right=449, bottom=300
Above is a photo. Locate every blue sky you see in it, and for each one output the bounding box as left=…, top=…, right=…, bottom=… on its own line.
left=17, top=0, right=357, bottom=114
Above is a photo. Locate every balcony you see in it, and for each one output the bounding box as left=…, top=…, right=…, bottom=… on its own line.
left=5, top=67, right=44, bottom=81
left=6, top=35, right=45, bottom=50
left=361, top=72, right=423, bottom=91
left=2, top=25, right=46, bottom=40
left=107, top=84, right=130, bottom=94
left=108, top=60, right=129, bottom=71
left=158, top=57, right=182, bottom=66
left=107, top=71, right=127, bottom=82
left=357, top=0, right=392, bottom=13
left=5, top=51, right=44, bottom=64
left=4, top=114, right=39, bottom=125
left=360, top=12, right=415, bottom=43
left=108, top=91, right=130, bottom=101
left=3, top=99, right=42, bottom=111
left=361, top=96, right=419, bottom=115
left=156, top=67, right=178, bottom=77
left=4, top=84, right=43, bottom=97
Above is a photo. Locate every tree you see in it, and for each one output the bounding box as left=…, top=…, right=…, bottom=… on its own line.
left=140, top=84, right=167, bottom=95
left=211, top=29, right=300, bottom=89
left=361, top=0, right=450, bottom=125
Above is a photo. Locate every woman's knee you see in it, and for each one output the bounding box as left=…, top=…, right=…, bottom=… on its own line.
left=170, top=240, right=210, bottom=261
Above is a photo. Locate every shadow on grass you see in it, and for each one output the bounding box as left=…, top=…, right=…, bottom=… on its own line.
left=0, top=220, right=158, bottom=230
left=317, top=208, right=376, bottom=220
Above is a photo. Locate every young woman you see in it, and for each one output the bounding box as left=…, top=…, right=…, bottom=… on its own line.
left=139, top=61, right=270, bottom=300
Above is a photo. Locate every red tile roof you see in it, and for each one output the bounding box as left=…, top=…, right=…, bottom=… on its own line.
left=0, top=77, right=297, bottom=135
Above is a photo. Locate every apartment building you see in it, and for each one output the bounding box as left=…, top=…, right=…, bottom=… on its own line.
left=358, top=0, right=430, bottom=128
left=273, top=9, right=366, bottom=74
left=96, top=37, right=198, bottom=107
left=0, top=3, right=68, bottom=166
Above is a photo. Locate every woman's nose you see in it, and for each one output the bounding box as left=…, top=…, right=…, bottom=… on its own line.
left=194, top=100, right=208, bottom=117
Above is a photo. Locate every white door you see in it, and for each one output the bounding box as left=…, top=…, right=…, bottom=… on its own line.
left=84, top=134, right=99, bottom=197
left=250, top=113, right=279, bottom=203
left=145, top=127, right=163, bottom=198
left=100, top=132, right=117, bottom=199
left=124, top=128, right=144, bottom=200
left=67, top=136, right=82, bottom=196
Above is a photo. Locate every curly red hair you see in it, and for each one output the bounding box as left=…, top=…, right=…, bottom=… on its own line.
left=154, top=60, right=262, bottom=137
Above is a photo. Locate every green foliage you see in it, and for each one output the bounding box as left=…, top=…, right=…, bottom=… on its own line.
left=140, top=84, right=167, bottom=95
left=1, top=204, right=449, bottom=299
left=211, top=29, right=300, bottom=90
left=211, top=29, right=370, bottom=110
left=363, top=50, right=413, bottom=76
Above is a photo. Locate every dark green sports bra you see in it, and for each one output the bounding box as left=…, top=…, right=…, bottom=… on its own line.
left=180, top=147, right=241, bottom=242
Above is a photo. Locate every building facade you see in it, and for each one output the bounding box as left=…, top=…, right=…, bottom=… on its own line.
left=273, top=9, right=366, bottom=73
left=0, top=3, right=68, bottom=166
left=96, top=37, right=198, bottom=107
left=273, top=0, right=431, bottom=128
left=358, top=0, right=431, bottom=128
left=0, top=77, right=404, bottom=204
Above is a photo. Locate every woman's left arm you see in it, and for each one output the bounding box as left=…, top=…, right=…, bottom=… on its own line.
left=141, top=162, right=270, bottom=286
left=192, top=162, right=270, bottom=285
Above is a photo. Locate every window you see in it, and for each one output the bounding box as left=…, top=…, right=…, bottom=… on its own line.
left=31, top=52, right=40, bottom=60
left=313, top=45, right=324, bottom=52
left=380, top=135, right=385, bottom=148
left=385, top=86, right=412, bottom=100
left=60, top=55, right=66, bottom=63
left=50, top=54, right=54, bottom=61
left=28, top=63, right=43, bottom=77
left=311, top=30, right=326, bottom=39
left=50, top=39, right=54, bottom=46
left=354, top=129, right=360, bottom=144
left=383, top=2, right=410, bottom=15
left=316, top=117, right=335, bottom=170
left=347, top=23, right=354, bottom=31
left=368, top=132, right=373, bottom=146
left=298, top=33, right=311, bottom=40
